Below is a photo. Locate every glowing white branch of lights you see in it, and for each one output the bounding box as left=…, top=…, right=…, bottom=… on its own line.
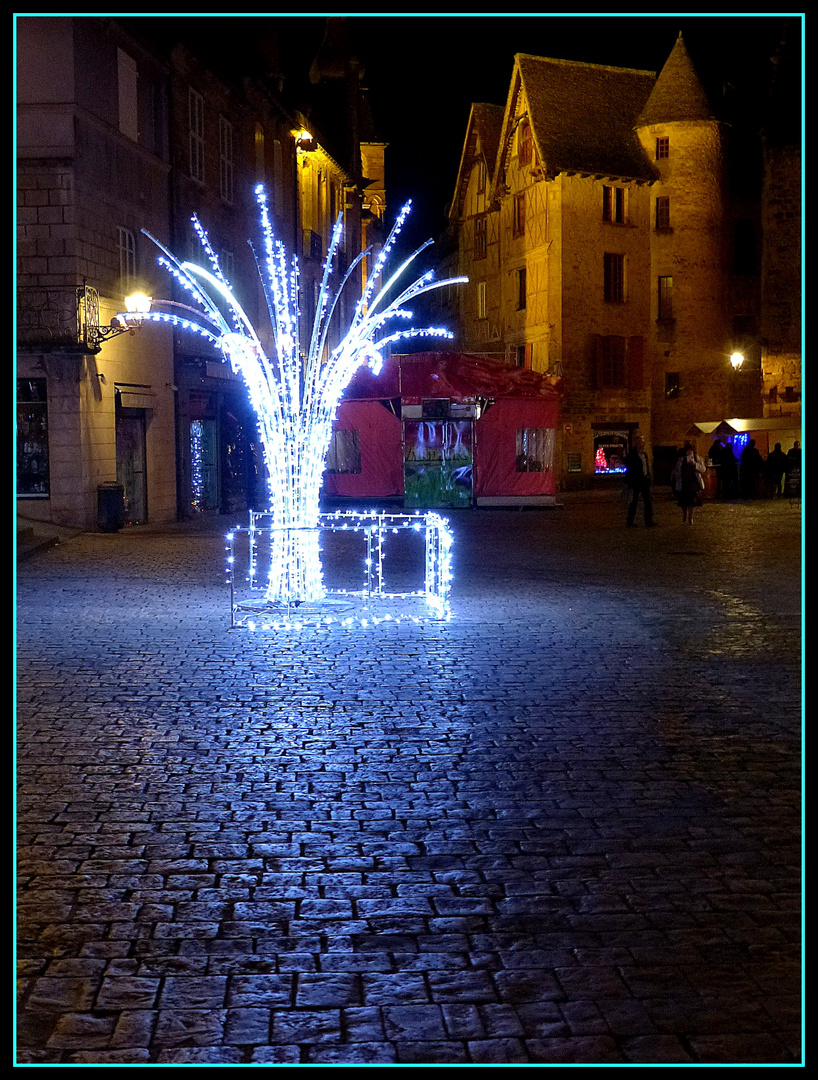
left=124, top=186, right=466, bottom=604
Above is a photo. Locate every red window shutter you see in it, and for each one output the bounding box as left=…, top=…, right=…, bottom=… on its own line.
left=591, top=335, right=602, bottom=389
left=627, top=336, right=645, bottom=390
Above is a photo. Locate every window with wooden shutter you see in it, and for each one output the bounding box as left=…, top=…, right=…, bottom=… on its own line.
left=627, top=336, right=645, bottom=390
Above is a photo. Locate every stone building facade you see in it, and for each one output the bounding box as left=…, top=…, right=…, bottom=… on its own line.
left=448, top=33, right=801, bottom=490
left=161, top=34, right=300, bottom=519
left=758, top=23, right=802, bottom=422
left=16, top=16, right=384, bottom=529
left=17, top=17, right=177, bottom=528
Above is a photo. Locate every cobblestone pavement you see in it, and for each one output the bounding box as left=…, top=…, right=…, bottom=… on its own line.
left=16, top=493, right=803, bottom=1064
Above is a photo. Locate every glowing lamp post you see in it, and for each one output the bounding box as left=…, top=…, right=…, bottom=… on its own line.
left=122, top=186, right=465, bottom=605
left=77, top=283, right=153, bottom=351
left=124, top=292, right=153, bottom=316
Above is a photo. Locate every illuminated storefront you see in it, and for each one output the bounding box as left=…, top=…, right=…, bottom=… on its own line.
left=592, top=426, right=633, bottom=477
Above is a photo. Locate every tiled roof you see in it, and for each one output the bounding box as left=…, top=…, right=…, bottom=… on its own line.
left=472, top=102, right=505, bottom=175
left=636, top=33, right=718, bottom=125
left=450, top=102, right=505, bottom=220
left=516, top=53, right=657, bottom=180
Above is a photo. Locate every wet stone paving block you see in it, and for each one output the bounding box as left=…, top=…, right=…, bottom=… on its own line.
left=16, top=499, right=802, bottom=1063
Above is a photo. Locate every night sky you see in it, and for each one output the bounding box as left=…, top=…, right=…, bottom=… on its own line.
left=122, top=14, right=799, bottom=249
left=272, top=14, right=799, bottom=247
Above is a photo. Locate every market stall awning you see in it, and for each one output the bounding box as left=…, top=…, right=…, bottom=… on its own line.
left=686, top=421, right=722, bottom=438
left=713, top=417, right=801, bottom=437
left=343, top=351, right=562, bottom=402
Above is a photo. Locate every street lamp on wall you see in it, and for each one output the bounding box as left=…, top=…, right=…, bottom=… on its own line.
left=76, top=279, right=152, bottom=352
left=730, top=351, right=745, bottom=371
left=294, top=128, right=315, bottom=153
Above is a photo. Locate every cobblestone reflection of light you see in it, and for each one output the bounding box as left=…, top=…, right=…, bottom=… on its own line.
left=124, top=187, right=465, bottom=603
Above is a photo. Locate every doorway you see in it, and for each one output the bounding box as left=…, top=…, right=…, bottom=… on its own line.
left=189, top=418, right=219, bottom=512
left=116, top=408, right=147, bottom=524
left=403, top=419, right=474, bottom=508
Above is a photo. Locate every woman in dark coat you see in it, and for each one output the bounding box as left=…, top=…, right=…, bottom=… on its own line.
left=671, top=441, right=706, bottom=524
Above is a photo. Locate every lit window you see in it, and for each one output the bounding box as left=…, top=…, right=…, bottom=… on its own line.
left=656, top=136, right=669, bottom=159
left=516, top=427, right=553, bottom=472
left=189, top=88, right=204, bottom=182
left=593, top=428, right=630, bottom=474
left=658, top=275, right=674, bottom=320
left=603, top=253, right=625, bottom=302
left=603, top=186, right=626, bottom=223
left=254, top=123, right=265, bottom=182
left=655, top=196, right=671, bottom=229
left=326, top=430, right=361, bottom=474
left=219, top=116, right=234, bottom=203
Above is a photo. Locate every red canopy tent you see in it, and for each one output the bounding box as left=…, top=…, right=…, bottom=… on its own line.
left=324, top=352, right=562, bottom=507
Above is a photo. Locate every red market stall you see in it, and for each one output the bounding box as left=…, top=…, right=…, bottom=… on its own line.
left=324, top=352, right=562, bottom=508
left=323, top=399, right=403, bottom=499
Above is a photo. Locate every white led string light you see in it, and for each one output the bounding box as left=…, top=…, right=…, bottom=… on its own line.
left=124, top=187, right=465, bottom=616
left=226, top=510, right=454, bottom=629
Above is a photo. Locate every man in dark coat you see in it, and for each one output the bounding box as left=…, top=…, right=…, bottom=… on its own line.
left=720, top=441, right=739, bottom=498
left=625, top=434, right=656, bottom=526
left=740, top=439, right=763, bottom=498
left=766, top=443, right=788, bottom=496
left=785, top=441, right=801, bottom=496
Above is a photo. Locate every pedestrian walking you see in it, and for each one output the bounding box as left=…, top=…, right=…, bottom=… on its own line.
left=672, top=440, right=706, bottom=524
left=625, top=434, right=656, bottom=527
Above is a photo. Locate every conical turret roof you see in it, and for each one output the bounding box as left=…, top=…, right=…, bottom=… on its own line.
left=636, top=33, right=718, bottom=125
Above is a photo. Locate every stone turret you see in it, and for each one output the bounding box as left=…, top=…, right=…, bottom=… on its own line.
left=636, top=34, right=732, bottom=447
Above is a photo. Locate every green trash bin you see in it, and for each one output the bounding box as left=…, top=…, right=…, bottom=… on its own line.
left=97, top=482, right=125, bottom=533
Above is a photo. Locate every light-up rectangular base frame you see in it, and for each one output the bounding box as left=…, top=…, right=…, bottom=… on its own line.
left=226, top=510, right=453, bottom=629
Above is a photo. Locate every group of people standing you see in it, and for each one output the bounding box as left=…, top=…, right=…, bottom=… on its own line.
left=709, top=438, right=801, bottom=500
left=624, top=435, right=801, bottom=528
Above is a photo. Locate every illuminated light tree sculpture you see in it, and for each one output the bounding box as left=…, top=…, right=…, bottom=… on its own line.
left=127, top=185, right=465, bottom=603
